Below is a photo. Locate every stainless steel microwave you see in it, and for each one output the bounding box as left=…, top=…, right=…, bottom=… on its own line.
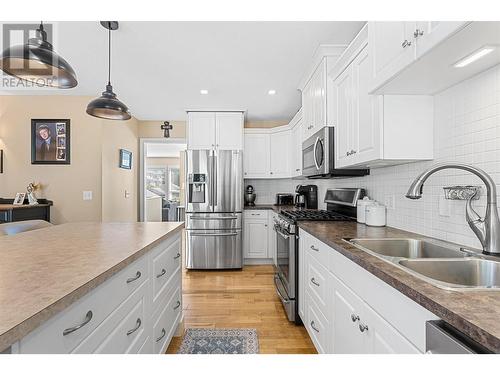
left=302, top=127, right=369, bottom=178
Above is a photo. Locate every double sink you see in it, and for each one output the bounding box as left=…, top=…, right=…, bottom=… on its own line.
left=346, top=238, right=500, bottom=290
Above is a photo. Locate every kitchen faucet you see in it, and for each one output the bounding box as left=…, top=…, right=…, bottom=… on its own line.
left=406, top=163, right=500, bottom=256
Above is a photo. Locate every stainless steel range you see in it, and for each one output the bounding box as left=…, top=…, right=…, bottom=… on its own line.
left=273, top=188, right=365, bottom=323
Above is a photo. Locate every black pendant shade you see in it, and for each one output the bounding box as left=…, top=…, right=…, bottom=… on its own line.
left=86, top=83, right=131, bottom=120
left=86, top=21, right=131, bottom=121
left=0, top=23, right=78, bottom=89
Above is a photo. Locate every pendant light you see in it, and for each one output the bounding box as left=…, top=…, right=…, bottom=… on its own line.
left=86, top=21, right=131, bottom=121
left=0, top=22, right=77, bottom=88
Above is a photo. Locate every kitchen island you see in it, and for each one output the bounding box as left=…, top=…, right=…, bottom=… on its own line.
left=0, top=222, right=184, bottom=354
left=298, top=221, right=500, bottom=353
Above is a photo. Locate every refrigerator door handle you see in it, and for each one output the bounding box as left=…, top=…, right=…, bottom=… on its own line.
left=213, top=152, right=217, bottom=207
left=208, top=152, right=214, bottom=208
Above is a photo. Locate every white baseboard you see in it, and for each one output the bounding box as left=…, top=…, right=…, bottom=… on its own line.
left=244, top=258, right=274, bottom=265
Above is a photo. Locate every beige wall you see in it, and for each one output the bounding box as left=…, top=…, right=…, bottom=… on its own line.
left=138, top=120, right=186, bottom=139
left=101, top=118, right=139, bottom=222
left=244, top=119, right=289, bottom=128
left=0, top=96, right=139, bottom=224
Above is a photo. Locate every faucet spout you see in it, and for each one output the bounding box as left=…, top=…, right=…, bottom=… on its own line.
left=406, top=163, right=500, bottom=256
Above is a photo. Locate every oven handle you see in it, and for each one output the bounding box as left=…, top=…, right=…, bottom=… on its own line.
left=276, top=229, right=291, bottom=240
left=274, top=275, right=290, bottom=304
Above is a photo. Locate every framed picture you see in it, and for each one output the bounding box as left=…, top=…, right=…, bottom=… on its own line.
left=13, top=192, right=26, bottom=205
left=119, top=149, right=132, bottom=169
left=31, top=119, right=71, bottom=165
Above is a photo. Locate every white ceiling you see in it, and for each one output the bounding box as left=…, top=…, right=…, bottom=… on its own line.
left=0, top=21, right=365, bottom=121
left=146, top=143, right=186, bottom=158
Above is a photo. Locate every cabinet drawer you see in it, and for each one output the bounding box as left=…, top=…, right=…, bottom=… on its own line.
left=152, top=236, right=181, bottom=309
left=153, top=282, right=182, bottom=354
left=244, top=210, right=268, bottom=219
left=306, top=256, right=330, bottom=318
left=306, top=293, right=329, bottom=354
left=73, top=280, right=149, bottom=353
left=301, top=230, right=330, bottom=270
left=19, top=255, right=149, bottom=353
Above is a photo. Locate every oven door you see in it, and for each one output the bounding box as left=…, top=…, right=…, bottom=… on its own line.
left=302, top=130, right=326, bottom=177
left=275, top=226, right=296, bottom=299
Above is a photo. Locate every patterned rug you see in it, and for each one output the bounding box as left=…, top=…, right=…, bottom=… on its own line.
left=177, top=328, right=259, bottom=354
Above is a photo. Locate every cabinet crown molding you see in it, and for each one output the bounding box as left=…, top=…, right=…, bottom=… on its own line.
left=298, top=44, right=347, bottom=91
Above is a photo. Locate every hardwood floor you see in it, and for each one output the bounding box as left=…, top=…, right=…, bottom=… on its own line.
left=166, top=265, right=316, bottom=354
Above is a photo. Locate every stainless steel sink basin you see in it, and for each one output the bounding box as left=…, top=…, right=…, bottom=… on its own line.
left=399, top=258, right=500, bottom=289
left=348, top=238, right=466, bottom=260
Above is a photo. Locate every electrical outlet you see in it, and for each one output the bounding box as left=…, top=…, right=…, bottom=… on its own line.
left=385, top=195, right=395, bottom=210
left=83, top=191, right=93, bottom=201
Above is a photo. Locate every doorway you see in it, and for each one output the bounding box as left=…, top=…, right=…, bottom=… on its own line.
left=139, top=138, right=187, bottom=222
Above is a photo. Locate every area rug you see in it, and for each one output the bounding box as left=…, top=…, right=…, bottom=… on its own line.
left=177, top=328, right=259, bottom=354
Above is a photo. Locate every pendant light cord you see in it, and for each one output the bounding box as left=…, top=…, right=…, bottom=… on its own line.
left=107, top=25, right=111, bottom=86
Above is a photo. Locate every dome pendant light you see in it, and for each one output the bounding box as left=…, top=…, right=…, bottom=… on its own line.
left=0, top=21, right=78, bottom=88
left=86, top=21, right=131, bottom=121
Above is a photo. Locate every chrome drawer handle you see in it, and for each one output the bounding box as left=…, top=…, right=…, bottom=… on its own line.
left=156, top=328, right=166, bottom=342
left=173, top=300, right=181, bottom=310
left=351, top=314, right=360, bottom=322
left=63, top=310, right=93, bottom=336
left=310, top=321, right=320, bottom=333
left=413, top=29, right=424, bottom=38
left=126, top=271, right=141, bottom=284
left=310, top=277, right=320, bottom=287
left=156, top=268, right=166, bottom=278
left=359, top=323, right=369, bottom=333
left=402, top=39, right=412, bottom=48
left=310, top=245, right=319, bottom=252
left=173, top=253, right=181, bottom=260
left=126, top=318, right=142, bottom=336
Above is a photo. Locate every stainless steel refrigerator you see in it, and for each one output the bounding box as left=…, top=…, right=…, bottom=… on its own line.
left=184, top=150, right=243, bottom=269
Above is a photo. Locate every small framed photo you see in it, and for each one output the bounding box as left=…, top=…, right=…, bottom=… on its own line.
left=13, top=192, right=26, bottom=205
left=119, top=149, right=132, bottom=170
left=31, top=119, right=70, bottom=165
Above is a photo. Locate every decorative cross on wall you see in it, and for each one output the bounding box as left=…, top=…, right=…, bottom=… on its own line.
left=161, top=121, right=173, bottom=138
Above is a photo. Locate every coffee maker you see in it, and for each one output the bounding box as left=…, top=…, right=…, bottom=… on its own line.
left=295, top=184, right=318, bottom=209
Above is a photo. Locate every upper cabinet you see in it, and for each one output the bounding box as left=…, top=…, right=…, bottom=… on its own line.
left=244, top=133, right=270, bottom=178
left=299, top=46, right=346, bottom=142
left=269, top=130, right=291, bottom=178
left=368, top=21, right=500, bottom=94
left=187, top=111, right=244, bottom=150
left=330, top=25, right=434, bottom=169
left=290, top=109, right=303, bottom=178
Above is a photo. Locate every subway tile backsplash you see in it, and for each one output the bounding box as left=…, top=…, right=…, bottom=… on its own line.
left=246, top=63, right=500, bottom=250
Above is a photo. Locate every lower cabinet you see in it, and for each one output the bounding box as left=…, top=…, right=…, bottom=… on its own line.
left=299, top=229, right=436, bottom=354
left=243, top=210, right=271, bottom=263
left=16, top=232, right=183, bottom=354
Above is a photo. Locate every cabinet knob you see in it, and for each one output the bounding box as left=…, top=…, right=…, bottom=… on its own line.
left=402, top=39, right=412, bottom=48
left=270, top=172, right=273, bottom=175
left=413, top=29, right=424, bottom=38
left=351, top=313, right=360, bottom=322
left=359, top=323, right=369, bottom=333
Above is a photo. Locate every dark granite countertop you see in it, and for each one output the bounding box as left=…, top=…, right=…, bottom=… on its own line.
left=298, top=221, right=500, bottom=353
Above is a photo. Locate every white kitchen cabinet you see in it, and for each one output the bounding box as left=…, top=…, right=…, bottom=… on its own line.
left=290, top=109, right=303, bottom=177
left=243, top=214, right=269, bottom=259
left=187, top=111, right=244, bottom=150
left=215, top=112, right=244, bottom=150
left=298, top=229, right=436, bottom=354
left=414, top=21, right=467, bottom=58
left=244, top=133, right=270, bottom=178
left=268, top=211, right=278, bottom=267
left=332, top=25, right=433, bottom=169
left=269, top=131, right=290, bottom=178
left=302, top=59, right=327, bottom=141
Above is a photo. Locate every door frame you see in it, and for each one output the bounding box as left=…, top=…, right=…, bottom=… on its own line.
left=139, top=137, right=187, bottom=222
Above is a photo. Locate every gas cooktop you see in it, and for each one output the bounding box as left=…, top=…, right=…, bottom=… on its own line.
left=279, top=209, right=354, bottom=222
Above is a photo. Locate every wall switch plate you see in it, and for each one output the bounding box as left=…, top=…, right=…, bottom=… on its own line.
left=385, top=195, right=396, bottom=210
left=83, top=191, right=93, bottom=201
left=439, top=196, right=451, bottom=217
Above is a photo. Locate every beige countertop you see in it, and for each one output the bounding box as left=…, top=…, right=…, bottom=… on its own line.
left=0, top=222, right=184, bottom=352
left=298, top=221, right=500, bottom=353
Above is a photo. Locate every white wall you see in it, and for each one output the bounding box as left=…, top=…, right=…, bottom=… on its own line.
left=247, top=63, right=500, bottom=250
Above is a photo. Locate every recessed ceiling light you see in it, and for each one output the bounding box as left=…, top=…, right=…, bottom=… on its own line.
left=268, top=89, right=276, bottom=95
left=200, top=89, right=209, bottom=95
left=454, top=46, right=495, bottom=68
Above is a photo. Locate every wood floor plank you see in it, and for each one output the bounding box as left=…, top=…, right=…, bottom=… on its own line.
left=166, top=265, right=316, bottom=354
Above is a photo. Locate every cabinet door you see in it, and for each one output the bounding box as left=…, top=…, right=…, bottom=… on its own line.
left=298, top=235, right=306, bottom=321
left=268, top=212, right=277, bottom=265
left=331, top=275, right=366, bottom=354
left=187, top=112, right=216, bottom=150
left=415, top=21, right=467, bottom=58
left=243, top=134, right=270, bottom=178
left=243, top=220, right=268, bottom=258
left=291, top=120, right=303, bottom=176
left=302, top=82, right=314, bottom=140
left=216, top=112, right=243, bottom=150
left=269, top=131, right=290, bottom=178
left=334, top=65, right=353, bottom=168
left=311, top=59, right=326, bottom=133
left=351, top=46, right=382, bottom=165
left=369, top=21, right=416, bottom=90
left=362, top=303, right=420, bottom=354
